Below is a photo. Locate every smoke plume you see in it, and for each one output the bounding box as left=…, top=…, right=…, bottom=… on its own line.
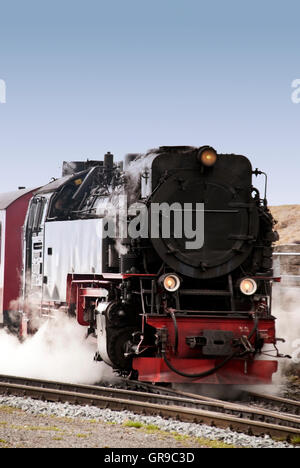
left=0, top=311, right=116, bottom=385
left=272, top=283, right=300, bottom=373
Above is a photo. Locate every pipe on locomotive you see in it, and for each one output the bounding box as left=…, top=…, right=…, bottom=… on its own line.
left=161, top=313, right=259, bottom=379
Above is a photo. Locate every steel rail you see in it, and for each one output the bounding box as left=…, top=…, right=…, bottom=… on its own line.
left=243, top=391, right=300, bottom=417
left=0, top=374, right=298, bottom=425
left=150, top=383, right=300, bottom=418
left=0, top=375, right=299, bottom=440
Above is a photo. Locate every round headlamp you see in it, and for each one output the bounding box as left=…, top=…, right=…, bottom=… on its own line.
left=198, top=147, right=218, bottom=167
left=160, top=274, right=181, bottom=292
left=239, top=278, right=257, bottom=296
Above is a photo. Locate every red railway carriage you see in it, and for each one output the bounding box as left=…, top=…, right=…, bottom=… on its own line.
left=0, top=188, right=37, bottom=328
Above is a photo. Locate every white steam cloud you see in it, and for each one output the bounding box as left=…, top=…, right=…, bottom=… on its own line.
left=0, top=311, right=116, bottom=385
left=272, top=283, right=300, bottom=367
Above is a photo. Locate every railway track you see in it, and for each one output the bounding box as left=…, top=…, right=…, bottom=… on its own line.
left=129, top=380, right=300, bottom=420
left=242, top=391, right=300, bottom=417
left=0, top=374, right=299, bottom=442
left=145, top=383, right=300, bottom=418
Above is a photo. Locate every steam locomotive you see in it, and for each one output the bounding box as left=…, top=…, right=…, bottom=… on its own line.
left=0, top=146, right=281, bottom=384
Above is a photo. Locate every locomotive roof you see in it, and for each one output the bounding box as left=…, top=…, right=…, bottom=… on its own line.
left=35, top=170, right=89, bottom=194
left=0, top=188, right=37, bottom=210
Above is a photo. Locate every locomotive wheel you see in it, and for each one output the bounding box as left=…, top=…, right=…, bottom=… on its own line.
left=107, top=326, right=138, bottom=370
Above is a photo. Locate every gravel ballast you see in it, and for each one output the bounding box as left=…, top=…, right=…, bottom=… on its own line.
left=0, top=395, right=297, bottom=448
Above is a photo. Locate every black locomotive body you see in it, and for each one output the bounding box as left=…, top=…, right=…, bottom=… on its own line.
left=20, top=146, right=280, bottom=384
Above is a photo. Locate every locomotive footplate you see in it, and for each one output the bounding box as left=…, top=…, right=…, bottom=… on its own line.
left=132, top=357, right=278, bottom=384
left=132, top=314, right=278, bottom=384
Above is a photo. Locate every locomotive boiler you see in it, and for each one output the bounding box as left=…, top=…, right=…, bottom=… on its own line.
left=20, top=145, right=281, bottom=384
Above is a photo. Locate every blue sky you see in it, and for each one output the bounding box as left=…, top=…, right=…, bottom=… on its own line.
left=0, top=0, right=299, bottom=205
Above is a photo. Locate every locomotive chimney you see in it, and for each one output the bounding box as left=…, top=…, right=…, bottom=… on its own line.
left=104, top=152, right=114, bottom=171
left=104, top=152, right=114, bottom=184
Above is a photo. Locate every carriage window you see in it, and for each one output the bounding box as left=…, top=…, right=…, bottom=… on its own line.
left=27, top=198, right=47, bottom=233
left=27, top=199, right=37, bottom=230
left=33, top=198, right=46, bottom=232
left=48, top=184, right=78, bottom=219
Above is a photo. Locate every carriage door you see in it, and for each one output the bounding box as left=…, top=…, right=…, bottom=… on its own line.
left=24, top=196, right=48, bottom=302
